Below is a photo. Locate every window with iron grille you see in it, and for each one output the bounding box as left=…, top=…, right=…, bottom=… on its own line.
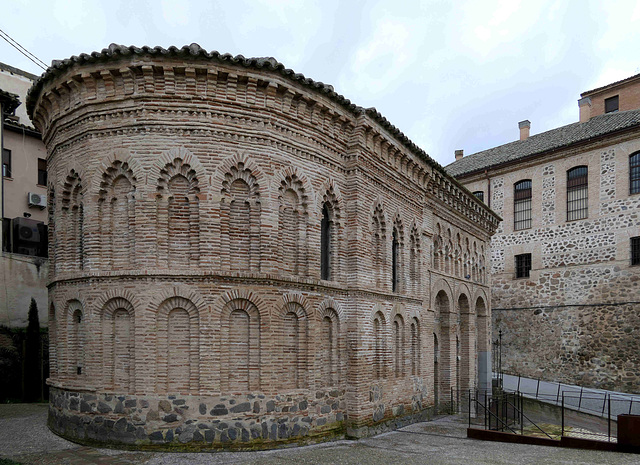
left=2, top=149, right=10, bottom=178
left=473, top=191, right=484, bottom=202
left=630, top=153, right=640, bottom=194
left=37, top=158, right=47, bottom=186
left=514, top=180, right=532, bottom=230
left=515, top=253, right=531, bottom=278
left=605, top=95, right=619, bottom=113
left=567, top=166, right=588, bottom=221
left=632, top=237, right=640, bottom=266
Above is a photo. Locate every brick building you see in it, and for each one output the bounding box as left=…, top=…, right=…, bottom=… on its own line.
left=447, top=73, right=640, bottom=394
left=27, top=44, right=498, bottom=448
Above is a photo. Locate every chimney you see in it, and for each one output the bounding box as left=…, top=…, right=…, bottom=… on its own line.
left=578, top=97, right=591, bottom=123
left=519, top=120, right=530, bottom=140
left=455, top=149, right=464, bottom=161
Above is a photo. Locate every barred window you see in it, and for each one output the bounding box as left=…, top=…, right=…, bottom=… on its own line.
left=473, top=191, right=484, bottom=202
left=515, top=253, right=531, bottom=279
left=567, top=166, right=588, bottom=221
left=632, top=237, right=640, bottom=266
left=514, top=180, right=532, bottom=230
left=630, top=153, right=640, bottom=195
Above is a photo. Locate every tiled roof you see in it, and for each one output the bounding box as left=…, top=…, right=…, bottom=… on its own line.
left=581, top=72, right=640, bottom=97
left=446, top=109, right=640, bottom=177
left=26, top=43, right=444, bottom=173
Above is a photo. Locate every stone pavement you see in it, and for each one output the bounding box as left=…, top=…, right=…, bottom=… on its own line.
left=1, top=403, right=639, bottom=464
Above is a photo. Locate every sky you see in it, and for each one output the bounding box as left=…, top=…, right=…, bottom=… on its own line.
left=2, top=0, right=640, bottom=166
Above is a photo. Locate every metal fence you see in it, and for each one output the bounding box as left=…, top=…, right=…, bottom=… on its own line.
left=502, top=373, right=640, bottom=419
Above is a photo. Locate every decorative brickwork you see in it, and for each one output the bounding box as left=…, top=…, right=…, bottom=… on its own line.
left=29, top=44, right=497, bottom=449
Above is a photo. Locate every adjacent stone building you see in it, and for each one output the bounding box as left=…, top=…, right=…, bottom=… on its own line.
left=27, top=44, right=498, bottom=449
left=447, top=73, right=640, bottom=394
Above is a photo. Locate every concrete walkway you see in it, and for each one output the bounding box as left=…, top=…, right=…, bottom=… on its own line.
left=502, top=373, right=640, bottom=418
left=2, top=404, right=640, bottom=464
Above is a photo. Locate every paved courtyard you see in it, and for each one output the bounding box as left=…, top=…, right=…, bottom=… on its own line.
left=1, top=404, right=639, bottom=464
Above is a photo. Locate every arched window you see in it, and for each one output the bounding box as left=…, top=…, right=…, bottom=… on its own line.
left=409, top=227, right=420, bottom=293
left=71, top=308, right=84, bottom=375
left=472, top=191, right=484, bottom=202
left=630, top=152, right=640, bottom=194
left=392, top=228, right=400, bottom=292
left=321, top=204, right=331, bottom=280
left=567, top=166, right=588, bottom=221
left=514, top=180, right=532, bottom=230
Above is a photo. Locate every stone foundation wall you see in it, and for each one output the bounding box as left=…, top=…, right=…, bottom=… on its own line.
left=493, top=303, right=640, bottom=394
left=48, top=387, right=347, bottom=449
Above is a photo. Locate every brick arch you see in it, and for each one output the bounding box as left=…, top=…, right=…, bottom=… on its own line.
left=155, top=295, right=200, bottom=394
left=475, top=294, right=490, bottom=354
left=410, top=316, right=421, bottom=376
left=214, top=152, right=267, bottom=201
left=275, top=167, right=313, bottom=276
left=319, top=180, right=344, bottom=281
left=216, top=154, right=264, bottom=273
left=457, top=292, right=474, bottom=393
left=219, top=297, right=261, bottom=393
left=60, top=168, right=86, bottom=271
left=94, top=289, right=142, bottom=317
left=391, top=311, right=406, bottom=378
left=371, top=201, right=388, bottom=289
left=274, top=292, right=311, bottom=318
left=212, top=288, right=266, bottom=319
left=317, top=297, right=345, bottom=322
left=148, top=286, right=207, bottom=316
left=408, top=221, right=421, bottom=293
left=95, top=153, right=139, bottom=270
left=431, top=279, right=453, bottom=313
left=153, top=148, right=204, bottom=268
left=372, top=304, right=388, bottom=380
left=91, top=150, right=143, bottom=197
left=276, top=295, right=309, bottom=390
left=63, top=299, right=85, bottom=378
left=149, top=146, right=206, bottom=192
left=99, top=296, right=136, bottom=393
left=317, top=298, right=345, bottom=388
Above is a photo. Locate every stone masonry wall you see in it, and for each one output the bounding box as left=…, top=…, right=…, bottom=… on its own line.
left=461, top=134, right=640, bottom=394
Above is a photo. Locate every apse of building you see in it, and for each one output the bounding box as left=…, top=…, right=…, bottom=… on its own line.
left=27, top=44, right=499, bottom=449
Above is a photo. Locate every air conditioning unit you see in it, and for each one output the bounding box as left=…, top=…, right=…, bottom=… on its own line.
left=28, top=192, right=47, bottom=209
left=12, top=217, right=41, bottom=244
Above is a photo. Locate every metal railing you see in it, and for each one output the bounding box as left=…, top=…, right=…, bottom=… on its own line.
left=466, top=387, right=629, bottom=443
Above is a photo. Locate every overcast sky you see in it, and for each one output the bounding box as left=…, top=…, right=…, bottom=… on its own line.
left=2, top=0, right=640, bottom=166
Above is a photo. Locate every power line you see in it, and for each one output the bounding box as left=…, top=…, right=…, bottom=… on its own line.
left=0, top=28, right=48, bottom=71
